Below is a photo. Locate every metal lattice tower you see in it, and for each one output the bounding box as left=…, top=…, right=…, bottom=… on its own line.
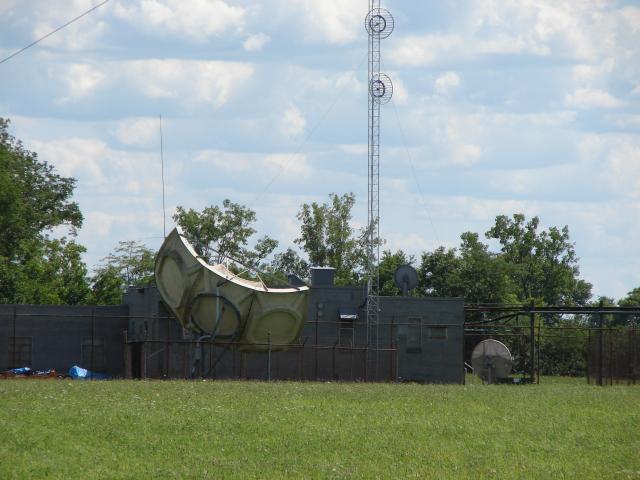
left=365, top=2, right=393, bottom=348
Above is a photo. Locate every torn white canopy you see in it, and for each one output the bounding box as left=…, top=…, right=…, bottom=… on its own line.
left=155, top=227, right=308, bottom=352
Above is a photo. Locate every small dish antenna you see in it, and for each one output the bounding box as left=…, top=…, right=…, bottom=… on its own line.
left=394, top=265, right=418, bottom=296
left=471, top=339, right=513, bottom=384
left=370, top=73, right=393, bottom=104
left=365, top=8, right=394, bottom=38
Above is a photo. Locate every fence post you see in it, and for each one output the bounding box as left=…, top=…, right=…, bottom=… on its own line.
left=267, top=331, right=272, bottom=381
left=529, top=301, right=535, bottom=383
left=314, top=313, right=319, bottom=380
left=364, top=344, right=368, bottom=382
left=91, top=308, right=95, bottom=380
left=165, top=316, right=171, bottom=378
left=598, top=300, right=604, bottom=386
left=608, top=326, right=613, bottom=385
left=332, top=341, right=337, bottom=380
left=536, top=316, right=541, bottom=384
left=11, top=306, right=17, bottom=369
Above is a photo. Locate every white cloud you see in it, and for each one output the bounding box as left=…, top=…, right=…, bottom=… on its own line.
left=54, top=59, right=254, bottom=108
left=59, top=64, right=105, bottom=101
left=113, top=0, right=246, bottom=41
left=243, top=33, right=270, bottom=52
left=264, top=153, right=310, bottom=177
left=280, top=105, right=306, bottom=138
left=389, top=1, right=639, bottom=70
left=339, top=144, right=367, bottom=156
left=0, top=0, right=17, bottom=15
left=564, top=88, right=624, bottom=109
left=632, top=85, right=640, bottom=96
left=385, top=232, right=431, bottom=255
left=28, top=0, right=109, bottom=51
left=572, top=59, right=615, bottom=81
left=389, top=75, right=409, bottom=105
left=434, top=72, right=461, bottom=93
left=450, top=144, right=483, bottom=167
left=598, top=137, right=640, bottom=199
left=195, top=150, right=311, bottom=178
left=84, top=211, right=115, bottom=238
left=286, top=0, right=362, bottom=44
left=31, top=138, right=107, bottom=184
left=115, top=118, right=159, bottom=147
left=392, top=35, right=463, bottom=66
left=122, top=59, right=254, bottom=108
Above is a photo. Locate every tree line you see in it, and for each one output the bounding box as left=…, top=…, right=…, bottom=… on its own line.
left=2, top=117, right=639, bottom=310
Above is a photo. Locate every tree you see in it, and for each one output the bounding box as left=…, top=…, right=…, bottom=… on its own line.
left=417, top=236, right=514, bottom=303
left=269, top=247, right=310, bottom=280
left=173, top=200, right=278, bottom=268
left=1, top=236, right=90, bottom=305
left=0, top=118, right=88, bottom=304
left=418, top=214, right=590, bottom=306
left=295, top=192, right=372, bottom=285
left=619, top=287, right=640, bottom=307
left=486, top=214, right=591, bottom=305
left=418, top=246, right=462, bottom=298
left=0, top=119, right=82, bottom=256
left=379, top=250, right=416, bottom=296
left=456, top=232, right=515, bottom=304
left=90, top=241, right=155, bottom=305
left=617, top=287, right=640, bottom=326
left=89, top=266, right=123, bottom=306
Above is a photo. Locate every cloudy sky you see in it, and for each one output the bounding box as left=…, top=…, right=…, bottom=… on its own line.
left=1, top=0, right=639, bottom=300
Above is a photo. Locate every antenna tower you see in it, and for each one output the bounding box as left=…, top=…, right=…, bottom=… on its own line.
left=365, top=2, right=393, bottom=349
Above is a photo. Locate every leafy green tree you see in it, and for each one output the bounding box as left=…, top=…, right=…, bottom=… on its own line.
left=295, top=192, right=372, bottom=285
left=2, top=236, right=91, bottom=305
left=619, top=287, right=640, bottom=307
left=90, top=241, right=155, bottom=305
left=379, top=250, right=415, bottom=296
left=418, top=246, right=462, bottom=298
left=269, top=247, right=310, bottom=280
left=457, top=232, right=515, bottom=304
left=418, top=237, right=514, bottom=303
left=173, top=200, right=278, bottom=268
left=0, top=118, right=88, bottom=304
left=616, top=288, right=640, bottom=326
left=0, top=119, right=82, bottom=255
left=419, top=215, right=590, bottom=305
left=89, top=266, right=123, bottom=305
left=486, top=214, right=591, bottom=305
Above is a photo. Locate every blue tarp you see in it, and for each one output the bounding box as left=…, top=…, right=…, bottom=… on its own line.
left=3, top=367, right=56, bottom=377
left=68, top=365, right=109, bottom=380
left=10, top=367, right=32, bottom=375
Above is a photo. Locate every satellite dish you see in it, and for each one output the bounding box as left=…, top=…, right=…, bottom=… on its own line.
left=471, top=339, right=513, bottom=384
left=370, top=73, right=393, bottom=104
left=394, top=265, right=418, bottom=296
left=365, top=8, right=394, bottom=39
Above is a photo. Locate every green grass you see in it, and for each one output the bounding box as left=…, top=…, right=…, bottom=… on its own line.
left=1, top=380, right=639, bottom=479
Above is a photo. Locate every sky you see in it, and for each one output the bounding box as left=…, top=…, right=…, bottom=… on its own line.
left=0, top=0, right=639, bottom=300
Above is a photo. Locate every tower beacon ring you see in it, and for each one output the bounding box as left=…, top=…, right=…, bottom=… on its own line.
left=370, top=73, right=393, bottom=104
left=365, top=8, right=394, bottom=38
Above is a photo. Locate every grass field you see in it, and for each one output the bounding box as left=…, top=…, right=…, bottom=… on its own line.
left=1, top=379, right=639, bottom=479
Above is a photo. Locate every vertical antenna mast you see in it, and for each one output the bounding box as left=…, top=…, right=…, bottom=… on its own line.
left=365, top=3, right=393, bottom=350
left=159, top=114, right=166, bottom=238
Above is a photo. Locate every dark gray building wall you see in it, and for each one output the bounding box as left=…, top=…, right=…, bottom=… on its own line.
left=382, top=297, right=464, bottom=384
left=303, top=288, right=464, bottom=383
left=123, top=286, right=186, bottom=378
left=0, top=287, right=464, bottom=383
left=0, top=304, right=128, bottom=375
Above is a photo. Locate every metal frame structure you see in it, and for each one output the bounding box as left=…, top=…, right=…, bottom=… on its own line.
left=464, top=303, right=640, bottom=385
left=365, top=2, right=393, bottom=348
